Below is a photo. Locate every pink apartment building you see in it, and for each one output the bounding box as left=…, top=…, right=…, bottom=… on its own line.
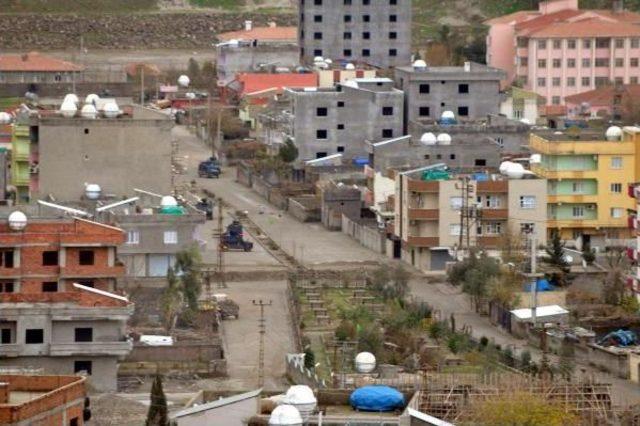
left=486, top=0, right=640, bottom=105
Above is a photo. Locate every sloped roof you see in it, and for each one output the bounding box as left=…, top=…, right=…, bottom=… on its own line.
left=0, top=52, right=84, bottom=72
left=217, top=26, right=297, bottom=42
left=528, top=17, right=640, bottom=37
left=515, top=8, right=582, bottom=33
left=173, top=389, right=262, bottom=419
left=485, top=10, right=537, bottom=25
left=237, top=73, right=318, bottom=96
left=565, top=84, right=640, bottom=106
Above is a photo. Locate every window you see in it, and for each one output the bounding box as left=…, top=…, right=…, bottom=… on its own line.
left=316, top=129, right=327, bottom=139
left=567, top=39, right=576, bottom=49
left=596, top=38, right=610, bottom=48
left=520, top=196, right=536, bottom=209
left=419, top=106, right=430, bottom=116
left=632, top=77, right=639, bottom=84
left=74, top=361, right=92, bottom=375
left=485, top=222, right=502, bottom=235
left=632, top=58, right=639, bottom=67
left=458, top=84, right=469, bottom=94
left=1, top=328, right=11, bottom=344
left=382, top=106, right=394, bottom=116
left=615, top=38, right=624, bottom=48
left=583, top=39, right=592, bottom=49
left=611, top=183, right=622, bottom=193
left=337, top=101, right=345, bottom=107
left=483, top=195, right=501, bottom=208
left=389, top=31, right=397, bottom=39
left=343, top=32, right=351, bottom=39
left=537, top=77, right=546, bottom=87
left=595, top=58, right=609, bottom=67
left=313, top=49, right=322, bottom=57
left=553, top=39, right=561, bottom=49
left=382, top=129, right=393, bottom=138
left=474, top=159, right=487, bottom=167
left=582, top=58, right=591, bottom=67
left=314, top=15, right=322, bottom=22
left=520, top=223, right=535, bottom=234
left=458, top=106, right=469, bottom=116
left=84, top=128, right=89, bottom=135
left=316, top=152, right=327, bottom=159
left=615, top=77, right=624, bottom=85
left=313, top=32, right=322, bottom=40
left=495, top=136, right=504, bottom=147
left=316, top=107, right=328, bottom=117
left=314, top=0, right=323, bottom=4
left=74, top=328, right=93, bottom=342
left=344, top=15, right=352, bottom=22
left=70, top=418, right=79, bottom=426
left=42, top=251, right=59, bottom=266
left=552, top=96, right=561, bottom=105
left=449, top=154, right=456, bottom=160
left=126, top=230, right=139, bottom=245
left=551, top=58, right=560, bottom=68
left=633, top=38, right=640, bottom=48
left=611, top=157, right=623, bottom=169
left=363, top=0, right=370, bottom=4
left=363, top=31, right=370, bottom=39
left=337, top=146, right=345, bottom=153
left=449, top=224, right=461, bottom=236
left=343, top=49, right=352, bottom=57
left=567, top=58, right=575, bottom=68
left=517, top=37, right=528, bottom=48
left=363, top=14, right=370, bottom=22
left=389, top=49, right=397, bottom=57
left=78, top=280, right=94, bottom=288
left=163, top=231, right=178, bottom=245
left=572, top=206, right=585, bottom=218
left=572, top=182, right=584, bottom=193
left=0, top=282, right=13, bottom=293
left=42, top=282, right=58, bottom=292
left=537, top=39, right=546, bottom=49
left=582, top=77, right=591, bottom=87
left=390, top=0, right=397, bottom=4
left=519, top=57, right=528, bottom=67
left=611, top=207, right=624, bottom=218
left=537, top=59, right=547, bottom=68
left=615, top=58, right=624, bottom=67
left=78, top=250, right=94, bottom=266
left=567, top=77, right=576, bottom=87
left=419, top=84, right=430, bottom=94
left=450, top=197, right=463, bottom=210
left=25, top=329, right=44, bottom=344
left=552, top=77, right=561, bottom=87
left=362, top=49, right=370, bottom=57
left=337, top=123, right=344, bottom=130
left=0, top=250, right=14, bottom=268
left=389, top=14, right=397, bottom=22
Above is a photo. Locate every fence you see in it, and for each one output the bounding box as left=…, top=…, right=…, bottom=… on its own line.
left=285, top=353, right=327, bottom=388
left=341, top=214, right=386, bottom=254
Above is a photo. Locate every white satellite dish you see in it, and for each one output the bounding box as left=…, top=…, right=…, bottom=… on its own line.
left=178, top=75, right=190, bottom=88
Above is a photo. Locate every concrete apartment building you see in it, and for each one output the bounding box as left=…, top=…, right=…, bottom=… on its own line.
left=286, top=77, right=404, bottom=161
left=0, top=216, right=133, bottom=392
left=394, top=61, right=505, bottom=132
left=530, top=126, right=639, bottom=249
left=394, top=169, right=546, bottom=272
left=23, top=103, right=173, bottom=201
left=0, top=374, right=88, bottom=425
left=298, top=0, right=412, bottom=68
left=485, top=0, right=640, bottom=105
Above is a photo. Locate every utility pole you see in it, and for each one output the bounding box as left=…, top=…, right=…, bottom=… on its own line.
left=456, top=177, right=477, bottom=253
left=140, top=67, right=145, bottom=106
left=253, top=299, right=272, bottom=388
left=216, top=199, right=226, bottom=289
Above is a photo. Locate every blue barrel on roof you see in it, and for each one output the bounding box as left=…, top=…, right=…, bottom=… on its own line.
left=352, top=157, right=369, bottom=166
left=349, top=385, right=405, bottom=412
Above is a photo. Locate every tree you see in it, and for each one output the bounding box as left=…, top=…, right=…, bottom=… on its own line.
left=278, top=137, right=299, bottom=163
left=488, top=268, right=522, bottom=309
left=160, top=268, right=183, bottom=333
left=199, top=60, right=217, bottom=93
left=145, top=374, right=168, bottom=426
left=175, top=246, right=202, bottom=312
left=603, top=247, right=629, bottom=306
left=448, top=251, right=501, bottom=312
left=187, top=58, right=201, bottom=87
left=582, top=245, right=596, bottom=265
left=544, top=232, right=570, bottom=272
left=304, top=347, right=316, bottom=370
left=497, top=227, right=525, bottom=266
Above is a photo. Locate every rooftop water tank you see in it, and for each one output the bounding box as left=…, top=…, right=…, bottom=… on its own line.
left=324, top=58, right=333, bottom=65
left=8, top=211, right=27, bottom=231
left=436, top=133, right=452, bottom=145
left=504, top=162, right=526, bottom=179
left=185, top=92, right=197, bottom=100
left=178, top=75, right=190, bottom=88
left=530, top=154, right=542, bottom=164
left=315, top=61, right=329, bottom=70
left=60, top=100, right=77, bottom=118
left=63, top=93, right=79, bottom=105
left=282, top=385, right=317, bottom=422
left=80, top=104, right=98, bottom=119
left=420, top=132, right=437, bottom=146
left=605, top=126, right=623, bottom=141
left=499, top=161, right=514, bottom=174
left=440, top=110, right=456, bottom=125
left=413, top=59, right=427, bottom=70
left=0, top=112, right=12, bottom=124
left=343, top=80, right=359, bottom=89
left=345, top=63, right=356, bottom=70
left=520, top=118, right=532, bottom=125
left=103, top=102, right=120, bottom=118
left=85, top=94, right=100, bottom=105
left=269, top=404, right=303, bottom=426
left=228, top=39, right=240, bottom=46
left=161, top=195, right=178, bottom=207
left=85, top=183, right=102, bottom=200
left=355, top=351, right=376, bottom=373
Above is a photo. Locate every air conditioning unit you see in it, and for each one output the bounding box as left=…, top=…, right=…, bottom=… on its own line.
left=587, top=204, right=596, bottom=210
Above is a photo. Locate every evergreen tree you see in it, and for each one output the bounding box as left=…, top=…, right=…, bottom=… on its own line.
left=175, top=246, right=202, bottom=312
left=544, top=232, right=570, bottom=272
left=145, top=374, right=168, bottom=426
left=278, top=138, right=299, bottom=163
left=187, top=58, right=200, bottom=88
left=304, top=347, right=315, bottom=370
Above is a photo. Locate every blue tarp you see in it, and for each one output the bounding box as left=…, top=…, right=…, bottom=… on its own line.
left=523, top=279, right=555, bottom=292
left=349, top=385, right=405, bottom=412
left=352, top=157, right=370, bottom=166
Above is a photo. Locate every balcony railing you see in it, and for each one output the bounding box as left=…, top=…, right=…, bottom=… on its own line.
left=406, top=236, right=440, bottom=247
left=407, top=180, right=439, bottom=193
left=49, top=341, right=132, bottom=357
left=0, top=344, right=21, bottom=357
left=408, top=209, right=439, bottom=220
left=480, top=209, right=508, bottom=220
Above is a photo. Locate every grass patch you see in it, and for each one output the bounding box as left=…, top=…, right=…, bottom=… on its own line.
left=0, top=98, right=21, bottom=110
left=0, top=0, right=158, bottom=13
left=188, top=0, right=244, bottom=9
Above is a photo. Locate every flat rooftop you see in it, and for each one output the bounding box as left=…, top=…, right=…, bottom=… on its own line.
left=534, top=130, right=617, bottom=141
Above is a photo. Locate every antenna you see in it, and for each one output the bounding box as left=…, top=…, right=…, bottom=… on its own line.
left=95, top=197, right=140, bottom=212
left=37, top=200, right=91, bottom=217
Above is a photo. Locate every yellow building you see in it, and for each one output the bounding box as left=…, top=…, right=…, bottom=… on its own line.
left=530, top=126, right=639, bottom=250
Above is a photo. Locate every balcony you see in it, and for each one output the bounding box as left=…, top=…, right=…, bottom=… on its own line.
left=0, top=344, right=21, bottom=357
left=60, top=264, right=126, bottom=279
left=49, top=341, right=132, bottom=357
left=406, top=236, right=439, bottom=247
left=0, top=268, right=20, bottom=279
left=531, top=165, right=599, bottom=180
left=547, top=194, right=599, bottom=204
left=408, top=209, right=439, bottom=220
left=547, top=219, right=602, bottom=229
left=407, top=180, right=439, bottom=193
left=480, top=209, right=508, bottom=220
left=477, top=181, right=508, bottom=193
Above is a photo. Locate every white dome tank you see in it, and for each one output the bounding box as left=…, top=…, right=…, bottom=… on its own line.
left=8, top=211, right=27, bottom=231
left=499, top=161, right=514, bottom=174
left=505, top=162, right=525, bottom=179
left=324, top=58, right=333, bottom=65
left=345, top=63, right=356, bottom=70
left=269, top=404, right=303, bottom=426
left=63, top=94, right=80, bottom=105
left=605, top=126, right=623, bottom=141
left=520, top=118, right=532, bottom=125
left=103, top=102, right=120, bottom=118
left=178, top=75, right=190, bottom=88
left=85, top=183, right=102, bottom=200
left=530, top=154, right=542, bottom=164
left=282, top=385, right=317, bottom=422
left=420, top=132, right=437, bottom=146
left=313, top=56, right=324, bottom=63
left=441, top=110, right=455, bottom=120
left=355, top=351, right=376, bottom=373
left=161, top=195, right=178, bottom=207
left=343, top=80, right=359, bottom=89
left=436, top=133, right=452, bottom=145
left=185, top=92, right=197, bottom=100
left=85, top=94, right=99, bottom=105
left=80, top=104, right=98, bottom=119
left=413, top=59, right=427, bottom=70
left=60, top=100, right=77, bottom=118
left=0, top=112, right=12, bottom=124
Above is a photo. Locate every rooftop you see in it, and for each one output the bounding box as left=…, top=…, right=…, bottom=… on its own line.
left=564, top=84, right=640, bottom=105
left=395, top=61, right=505, bottom=78
left=533, top=127, right=640, bottom=141
left=217, top=25, right=297, bottom=42
left=0, top=52, right=84, bottom=72
left=237, top=73, right=318, bottom=96
left=511, top=304, right=569, bottom=320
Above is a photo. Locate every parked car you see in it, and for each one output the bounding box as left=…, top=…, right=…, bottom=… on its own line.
left=198, top=160, right=221, bottom=178
left=195, top=198, right=213, bottom=220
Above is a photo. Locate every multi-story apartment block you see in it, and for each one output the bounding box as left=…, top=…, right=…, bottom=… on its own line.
left=394, top=61, right=505, bottom=132
left=298, top=0, right=412, bottom=68
left=486, top=0, right=640, bottom=105
left=529, top=126, right=640, bottom=249
left=394, top=168, right=547, bottom=272
left=0, top=215, right=132, bottom=392
left=286, top=77, right=404, bottom=161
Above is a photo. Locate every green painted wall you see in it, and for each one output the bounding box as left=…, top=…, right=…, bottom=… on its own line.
left=548, top=179, right=597, bottom=195
left=548, top=204, right=598, bottom=220
left=541, top=155, right=597, bottom=171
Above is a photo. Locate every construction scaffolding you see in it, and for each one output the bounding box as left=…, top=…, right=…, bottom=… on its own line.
left=417, top=372, right=613, bottom=425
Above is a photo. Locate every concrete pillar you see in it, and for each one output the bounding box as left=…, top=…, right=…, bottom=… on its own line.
left=59, top=247, right=66, bottom=267
left=0, top=382, right=9, bottom=403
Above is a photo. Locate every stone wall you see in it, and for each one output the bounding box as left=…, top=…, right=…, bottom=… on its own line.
left=341, top=214, right=386, bottom=254
left=0, top=12, right=296, bottom=50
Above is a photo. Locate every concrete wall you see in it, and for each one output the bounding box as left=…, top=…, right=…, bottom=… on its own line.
left=586, top=345, right=630, bottom=379
left=341, top=214, right=386, bottom=254
left=630, top=353, right=640, bottom=383
left=299, top=0, right=412, bottom=68
left=175, top=395, right=259, bottom=426
left=126, top=342, right=223, bottom=363
left=217, top=44, right=299, bottom=82
left=321, top=186, right=361, bottom=230
left=37, top=107, right=172, bottom=200
left=288, top=197, right=321, bottom=222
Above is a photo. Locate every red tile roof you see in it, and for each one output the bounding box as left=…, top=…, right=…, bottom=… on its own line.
left=515, top=9, right=582, bottom=33
left=217, top=26, right=297, bottom=42
left=237, top=73, right=318, bottom=96
left=0, top=52, right=84, bottom=72
left=565, top=84, right=640, bottom=106
left=485, top=10, right=537, bottom=25
left=529, top=17, right=640, bottom=37
left=540, top=105, right=568, bottom=116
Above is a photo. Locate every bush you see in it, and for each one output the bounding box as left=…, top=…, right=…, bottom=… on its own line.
left=335, top=320, right=356, bottom=341
left=447, top=333, right=470, bottom=354
left=428, top=321, right=448, bottom=341
left=479, top=336, right=489, bottom=349
left=520, top=350, right=532, bottom=368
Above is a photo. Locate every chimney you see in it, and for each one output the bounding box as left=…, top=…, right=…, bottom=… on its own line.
left=613, top=0, right=624, bottom=13
left=244, top=20, right=252, bottom=32
left=0, top=382, right=9, bottom=404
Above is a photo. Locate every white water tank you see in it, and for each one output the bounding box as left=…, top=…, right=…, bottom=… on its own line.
left=345, top=63, right=356, bottom=70
left=413, top=59, right=427, bottom=70
left=441, top=110, right=455, bottom=120
left=140, top=335, right=174, bottom=346
left=504, top=162, right=526, bottom=179
left=161, top=195, right=178, bottom=207
left=324, top=58, right=333, bottom=65
left=605, top=126, right=623, bottom=141
left=85, top=183, right=102, bottom=200
left=420, top=132, right=437, bottom=146
left=85, top=94, right=100, bottom=105
left=520, top=118, right=532, bottom=125
left=60, top=100, right=77, bottom=118
left=269, top=404, right=303, bottom=426
left=499, top=161, right=514, bottom=174
left=63, top=93, right=80, bottom=105
left=530, top=154, right=542, bottom=164
left=437, top=133, right=452, bottom=145
left=185, top=92, right=197, bottom=100
left=178, top=75, right=190, bottom=88
left=103, top=102, right=120, bottom=118
left=355, top=351, right=376, bottom=373
left=228, top=39, right=240, bottom=47
left=80, top=104, right=98, bottom=119
left=313, top=56, right=324, bottom=63
left=283, top=385, right=317, bottom=422
left=8, top=211, right=27, bottom=231
left=0, top=112, right=12, bottom=124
